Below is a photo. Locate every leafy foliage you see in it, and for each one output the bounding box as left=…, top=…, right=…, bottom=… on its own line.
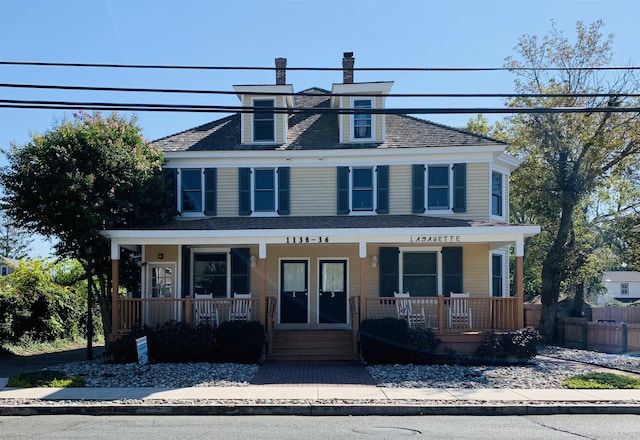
left=359, top=319, right=441, bottom=365
left=0, top=259, right=92, bottom=345
left=0, top=112, right=176, bottom=342
left=474, top=328, right=543, bottom=362
left=107, top=320, right=218, bottom=364
left=216, top=320, right=265, bottom=364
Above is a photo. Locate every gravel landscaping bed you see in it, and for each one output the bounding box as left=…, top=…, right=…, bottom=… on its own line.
left=26, top=345, right=640, bottom=389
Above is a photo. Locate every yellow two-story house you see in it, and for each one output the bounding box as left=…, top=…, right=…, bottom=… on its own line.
left=105, top=53, right=539, bottom=359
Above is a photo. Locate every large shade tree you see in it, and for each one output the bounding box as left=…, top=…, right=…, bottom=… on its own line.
left=505, top=20, right=640, bottom=340
left=0, top=111, right=175, bottom=342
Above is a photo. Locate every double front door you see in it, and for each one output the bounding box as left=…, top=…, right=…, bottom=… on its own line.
left=279, top=259, right=348, bottom=325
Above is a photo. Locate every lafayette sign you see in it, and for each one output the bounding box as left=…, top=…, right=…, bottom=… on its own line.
left=409, top=235, right=462, bottom=243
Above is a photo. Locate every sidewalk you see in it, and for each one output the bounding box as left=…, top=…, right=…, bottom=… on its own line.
left=1, top=350, right=640, bottom=416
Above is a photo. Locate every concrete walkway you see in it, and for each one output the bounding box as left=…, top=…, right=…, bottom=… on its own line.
left=1, top=349, right=640, bottom=415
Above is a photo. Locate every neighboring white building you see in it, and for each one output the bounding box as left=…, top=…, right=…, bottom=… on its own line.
left=601, top=271, right=640, bottom=304
left=0, top=257, right=17, bottom=277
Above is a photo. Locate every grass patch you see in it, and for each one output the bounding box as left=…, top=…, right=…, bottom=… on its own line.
left=2, top=338, right=93, bottom=356
left=7, top=370, right=85, bottom=388
left=562, top=372, right=640, bottom=389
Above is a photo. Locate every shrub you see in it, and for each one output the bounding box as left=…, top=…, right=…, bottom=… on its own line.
left=216, top=320, right=265, bottom=364
left=406, top=327, right=441, bottom=364
left=359, top=318, right=411, bottom=364
left=107, top=321, right=219, bottom=364
left=475, top=328, right=543, bottom=362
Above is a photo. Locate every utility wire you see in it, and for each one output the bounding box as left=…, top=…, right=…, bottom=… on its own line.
left=1, top=82, right=639, bottom=99
left=3, top=99, right=639, bottom=114
left=2, top=61, right=640, bottom=72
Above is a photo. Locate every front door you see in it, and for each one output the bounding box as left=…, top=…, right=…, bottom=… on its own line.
left=147, top=262, right=178, bottom=325
left=319, top=260, right=348, bottom=324
left=280, top=260, right=308, bottom=324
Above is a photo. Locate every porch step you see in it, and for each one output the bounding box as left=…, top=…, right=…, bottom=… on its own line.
left=268, top=330, right=359, bottom=361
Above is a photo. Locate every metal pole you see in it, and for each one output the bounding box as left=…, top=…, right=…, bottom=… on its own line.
left=87, top=247, right=93, bottom=361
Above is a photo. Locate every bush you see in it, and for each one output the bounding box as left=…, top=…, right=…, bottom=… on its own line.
left=475, top=328, right=543, bottom=362
left=216, top=320, right=265, bottom=364
left=406, top=327, right=441, bottom=364
left=107, top=320, right=219, bottom=364
left=359, top=318, right=411, bottom=364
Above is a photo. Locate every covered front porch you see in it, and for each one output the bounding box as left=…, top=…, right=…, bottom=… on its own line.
left=105, top=216, right=538, bottom=358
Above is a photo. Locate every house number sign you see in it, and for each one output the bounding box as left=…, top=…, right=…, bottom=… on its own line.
left=410, top=235, right=462, bottom=243
left=285, top=236, right=330, bottom=244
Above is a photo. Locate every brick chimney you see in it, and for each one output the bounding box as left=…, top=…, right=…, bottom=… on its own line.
left=275, top=57, right=287, bottom=85
left=342, top=52, right=354, bottom=84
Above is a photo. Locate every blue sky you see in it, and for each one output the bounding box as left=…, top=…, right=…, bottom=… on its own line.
left=1, top=0, right=639, bottom=257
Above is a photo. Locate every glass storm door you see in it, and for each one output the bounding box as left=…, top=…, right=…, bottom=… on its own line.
left=319, top=260, right=348, bottom=324
left=280, top=260, right=308, bottom=324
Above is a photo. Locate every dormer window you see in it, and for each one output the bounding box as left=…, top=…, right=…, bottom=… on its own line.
left=253, top=99, right=275, bottom=142
left=353, top=98, right=373, bottom=140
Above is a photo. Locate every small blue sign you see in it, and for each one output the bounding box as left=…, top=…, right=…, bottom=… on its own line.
left=136, top=336, right=149, bottom=367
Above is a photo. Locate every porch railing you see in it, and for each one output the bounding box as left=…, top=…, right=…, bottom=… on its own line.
left=113, top=296, right=262, bottom=337
left=364, top=296, right=518, bottom=333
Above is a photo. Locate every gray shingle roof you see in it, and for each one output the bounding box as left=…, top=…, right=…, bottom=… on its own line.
left=127, top=215, right=501, bottom=231
left=153, top=88, right=505, bottom=152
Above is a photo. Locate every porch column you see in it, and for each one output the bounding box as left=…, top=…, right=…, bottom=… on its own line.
left=110, top=241, right=121, bottom=341
left=358, top=240, right=367, bottom=323
left=258, top=241, right=267, bottom=326
left=515, top=238, right=525, bottom=328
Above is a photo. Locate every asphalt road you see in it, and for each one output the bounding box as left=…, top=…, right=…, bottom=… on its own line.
left=1, top=415, right=639, bottom=439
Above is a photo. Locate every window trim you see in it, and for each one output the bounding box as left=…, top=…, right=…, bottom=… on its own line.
left=426, top=164, right=452, bottom=212
left=191, top=248, right=231, bottom=299
left=350, top=97, right=374, bottom=141
left=621, top=282, right=630, bottom=295
left=252, top=168, right=277, bottom=214
left=490, top=251, right=508, bottom=297
left=491, top=170, right=505, bottom=218
left=252, top=97, right=276, bottom=143
left=350, top=166, right=376, bottom=212
left=178, top=168, right=204, bottom=216
left=399, top=246, right=443, bottom=296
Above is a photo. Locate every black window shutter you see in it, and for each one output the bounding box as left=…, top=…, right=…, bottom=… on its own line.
left=412, top=164, right=425, bottom=213
left=337, top=166, right=350, bottom=214
left=442, top=247, right=463, bottom=297
left=453, top=163, right=467, bottom=213
left=230, top=248, right=251, bottom=294
left=204, top=168, right=217, bottom=216
left=277, top=167, right=290, bottom=215
left=379, top=247, right=399, bottom=297
left=181, top=245, right=191, bottom=298
left=376, top=165, right=389, bottom=214
left=163, top=168, right=178, bottom=213
left=238, top=168, right=252, bottom=215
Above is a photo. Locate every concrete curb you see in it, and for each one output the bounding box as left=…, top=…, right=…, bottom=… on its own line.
left=1, top=403, right=640, bottom=416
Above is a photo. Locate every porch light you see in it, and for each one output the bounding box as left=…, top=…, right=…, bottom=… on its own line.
left=250, top=255, right=257, bottom=268
left=371, top=255, right=378, bottom=268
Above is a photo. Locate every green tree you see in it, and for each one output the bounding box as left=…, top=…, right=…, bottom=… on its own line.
left=0, top=111, right=175, bottom=343
left=0, top=213, right=32, bottom=259
left=505, top=20, right=640, bottom=340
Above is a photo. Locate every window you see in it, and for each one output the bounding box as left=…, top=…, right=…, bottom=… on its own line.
left=253, top=99, right=275, bottom=142
left=181, top=169, right=202, bottom=212
left=428, top=165, right=450, bottom=210
left=1, top=266, right=7, bottom=276
left=176, top=168, right=216, bottom=215
left=254, top=168, right=276, bottom=212
left=492, top=171, right=503, bottom=217
left=150, top=265, right=173, bottom=298
left=492, top=253, right=504, bottom=297
left=352, top=167, right=374, bottom=211
left=239, top=167, right=289, bottom=216
left=353, top=99, right=372, bottom=140
left=621, top=283, right=630, bottom=295
left=193, top=253, right=228, bottom=298
left=337, top=166, right=388, bottom=214
left=402, top=252, right=438, bottom=297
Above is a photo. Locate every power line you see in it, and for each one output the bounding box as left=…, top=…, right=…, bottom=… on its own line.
left=2, top=61, right=640, bottom=72
left=2, top=82, right=639, bottom=99
left=2, top=99, right=639, bottom=115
